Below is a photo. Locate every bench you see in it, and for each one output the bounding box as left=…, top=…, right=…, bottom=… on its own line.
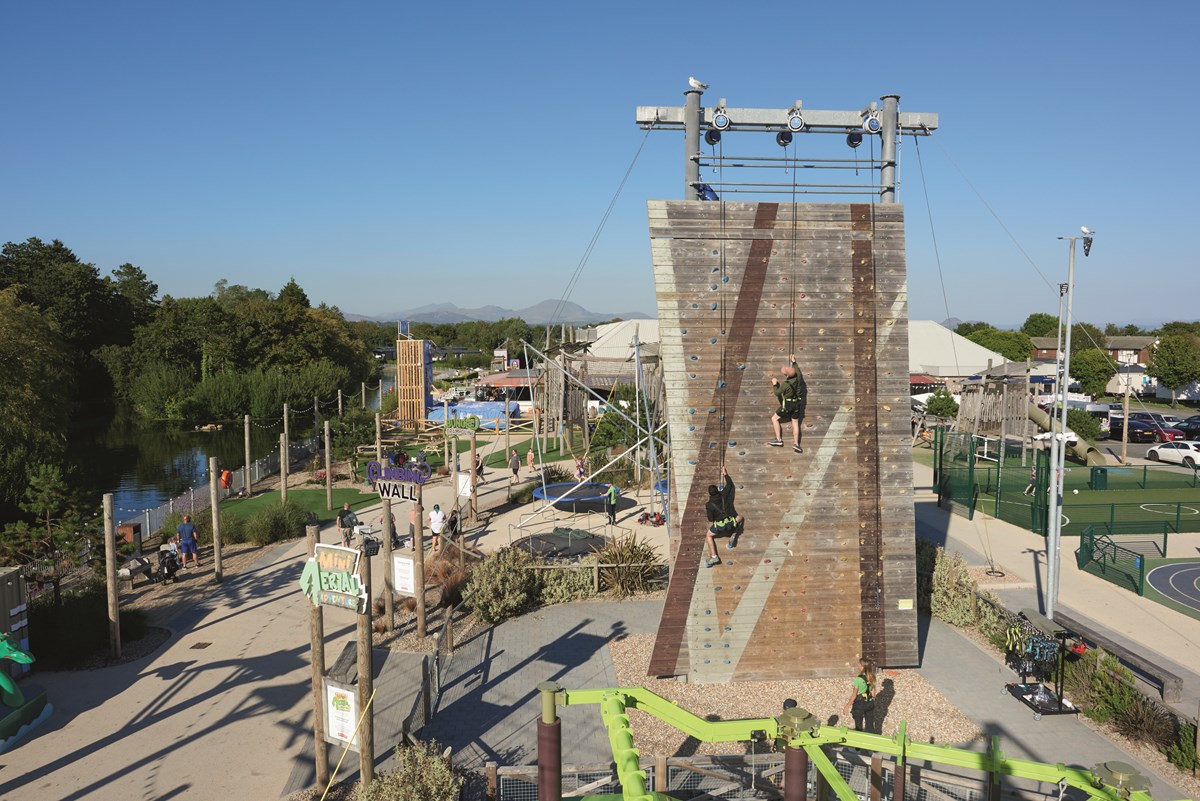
left=117, top=557, right=153, bottom=590
left=1054, top=610, right=1183, bottom=703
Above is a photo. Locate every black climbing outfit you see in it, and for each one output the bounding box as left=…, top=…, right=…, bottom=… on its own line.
left=706, top=478, right=740, bottom=537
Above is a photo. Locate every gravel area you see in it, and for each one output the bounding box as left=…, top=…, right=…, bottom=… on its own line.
left=608, top=633, right=983, bottom=757
left=968, top=564, right=1029, bottom=586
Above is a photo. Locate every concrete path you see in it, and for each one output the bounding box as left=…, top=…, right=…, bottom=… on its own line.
left=912, top=460, right=1200, bottom=718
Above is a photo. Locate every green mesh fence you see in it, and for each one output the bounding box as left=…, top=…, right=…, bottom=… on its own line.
left=1088, top=464, right=1199, bottom=491
left=937, top=432, right=976, bottom=520
left=1077, top=526, right=1146, bottom=595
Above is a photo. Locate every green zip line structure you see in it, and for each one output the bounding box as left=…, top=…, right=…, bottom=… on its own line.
left=532, top=683, right=1181, bottom=801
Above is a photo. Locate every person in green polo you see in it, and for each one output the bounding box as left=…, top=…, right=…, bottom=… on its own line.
left=768, top=352, right=805, bottom=453
left=604, top=483, right=619, bottom=525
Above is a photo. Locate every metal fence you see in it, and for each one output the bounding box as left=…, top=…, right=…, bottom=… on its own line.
left=1077, top=526, right=1148, bottom=595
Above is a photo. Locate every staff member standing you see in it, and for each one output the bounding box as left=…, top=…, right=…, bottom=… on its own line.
left=604, top=483, right=619, bottom=525
left=428, top=504, right=446, bottom=553
left=842, top=657, right=879, bottom=733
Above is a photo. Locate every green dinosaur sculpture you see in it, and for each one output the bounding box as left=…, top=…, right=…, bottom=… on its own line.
left=0, top=633, right=35, bottom=708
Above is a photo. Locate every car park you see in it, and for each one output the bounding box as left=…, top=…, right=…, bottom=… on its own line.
left=1174, top=418, right=1200, bottom=440
left=1110, top=418, right=1181, bottom=443
left=1122, top=412, right=1186, bottom=441
left=1146, top=441, right=1200, bottom=468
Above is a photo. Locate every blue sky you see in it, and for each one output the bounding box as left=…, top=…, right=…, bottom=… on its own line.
left=4, top=2, right=1196, bottom=327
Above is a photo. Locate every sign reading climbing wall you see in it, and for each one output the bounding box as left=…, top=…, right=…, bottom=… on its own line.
left=648, top=200, right=917, bottom=683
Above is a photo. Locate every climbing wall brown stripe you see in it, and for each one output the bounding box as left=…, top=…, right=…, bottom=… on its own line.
left=851, top=207, right=886, bottom=664
left=647, top=202, right=779, bottom=678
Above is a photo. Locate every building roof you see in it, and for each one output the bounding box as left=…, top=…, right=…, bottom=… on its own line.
left=1030, top=337, right=1058, bottom=349
left=583, top=319, right=660, bottom=360
left=1106, top=336, right=1155, bottom=350
left=908, top=320, right=1007, bottom=377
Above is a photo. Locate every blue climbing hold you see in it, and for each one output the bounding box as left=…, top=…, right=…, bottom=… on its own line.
left=688, top=459, right=697, bottom=465
left=691, top=303, right=698, bottom=309
left=728, top=441, right=736, bottom=447
left=704, top=643, right=712, bottom=649
left=723, top=643, right=730, bottom=649
left=708, top=407, right=717, bottom=413
left=724, top=625, right=732, bottom=631
left=688, top=408, right=696, bottom=414
left=716, top=379, right=726, bottom=388
left=737, top=363, right=746, bottom=370
left=722, top=276, right=730, bottom=283
left=704, top=609, right=712, bottom=615
left=709, top=337, right=718, bottom=344
left=710, top=284, right=718, bottom=291
left=688, top=425, right=696, bottom=431
left=710, top=302, right=718, bottom=310
left=680, top=328, right=688, bottom=334
left=689, top=373, right=697, bottom=379
left=714, top=586, right=722, bottom=591
left=689, top=355, right=698, bottom=361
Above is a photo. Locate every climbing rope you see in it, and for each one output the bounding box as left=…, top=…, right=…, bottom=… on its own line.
left=912, top=135, right=960, bottom=378
left=717, top=138, right=729, bottom=473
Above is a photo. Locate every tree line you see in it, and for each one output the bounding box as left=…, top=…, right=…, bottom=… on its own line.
left=951, top=314, right=1200, bottom=401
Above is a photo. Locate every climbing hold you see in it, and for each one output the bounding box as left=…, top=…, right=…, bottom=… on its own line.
left=689, top=355, right=698, bottom=361
left=680, top=328, right=688, bottom=334
left=704, top=609, right=712, bottom=615
left=708, top=441, right=716, bottom=448
left=688, top=425, right=696, bottom=431
left=737, top=450, right=746, bottom=456
left=710, top=284, right=718, bottom=291
left=723, top=610, right=731, bottom=616
left=721, top=276, right=729, bottom=283
left=723, top=659, right=731, bottom=665
left=734, top=584, right=742, bottom=590
left=711, top=250, right=718, bottom=256
left=704, top=643, right=712, bottom=649
left=689, top=373, right=697, bottom=379
left=716, top=379, right=726, bottom=388
left=727, top=441, right=736, bottom=447
left=691, top=303, right=699, bottom=309
left=709, top=337, right=718, bottom=344
left=704, top=626, right=712, bottom=632
left=688, top=408, right=696, bottom=414
left=765, top=559, right=772, bottom=563
left=688, top=459, right=697, bottom=465
left=723, top=643, right=730, bottom=649
left=711, top=265, right=719, bottom=271
left=799, top=292, right=806, bottom=299
left=736, top=363, right=745, bottom=370
left=779, top=328, right=787, bottom=336
left=714, top=586, right=722, bottom=591
left=724, top=625, right=732, bottom=632
left=710, top=302, right=718, bottom=310
left=703, top=658, right=711, bottom=664
left=707, top=407, right=717, bottom=413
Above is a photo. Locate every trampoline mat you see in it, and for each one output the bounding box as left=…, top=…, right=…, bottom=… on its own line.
left=512, top=527, right=607, bottom=558
left=532, top=482, right=609, bottom=503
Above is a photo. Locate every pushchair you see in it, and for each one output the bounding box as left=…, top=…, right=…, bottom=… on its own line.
left=157, top=543, right=181, bottom=583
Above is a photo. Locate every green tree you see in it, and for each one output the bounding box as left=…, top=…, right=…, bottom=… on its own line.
left=1021, top=312, right=1058, bottom=338
left=0, top=465, right=95, bottom=609
left=966, top=329, right=1032, bottom=363
left=1069, top=322, right=1106, bottom=355
left=1069, top=348, right=1118, bottom=397
left=1157, top=321, right=1200, bottom=338
left=109, top=263, right=159, bottom=329
left=1067, top=408, right=1101, bottom=445
left=925, top=388, right=959, bottom=418
left=954, top=321, right=991, bottom=337
left=1104, top=322, right=1148, bottom=337
left=1147, top=334, right=1200, bottom=406
left=0, top=288, right=73, bottom=512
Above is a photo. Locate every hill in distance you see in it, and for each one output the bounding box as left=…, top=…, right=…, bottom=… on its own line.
left=348, top=300, right=652, bottom=326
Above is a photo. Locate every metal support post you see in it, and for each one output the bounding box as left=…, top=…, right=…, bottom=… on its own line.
left=784, top=745, right=809, bottom=801
left=684, top=89, right=701, bottom=198
left=537, top=681, right=563, bottom=801
left=879, top=94, right=899, bottom=203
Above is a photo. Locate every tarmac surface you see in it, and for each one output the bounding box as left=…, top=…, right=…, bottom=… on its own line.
left=0, top=444, right=1196, bottom=800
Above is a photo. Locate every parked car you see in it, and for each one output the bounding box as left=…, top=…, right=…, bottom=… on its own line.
left=1146, top=441, right=1200, bottom=468
left=1159, top=414, right=1184, bottom=427
left=1173, top=418, right=1200, bottom=440
left=1123, top=412, right=1186, bottom=441
left=1110, top=418, right=1182, bottom=443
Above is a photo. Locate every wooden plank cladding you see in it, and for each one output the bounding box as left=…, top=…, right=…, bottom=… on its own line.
left=647, top=200, right=917, bottom=683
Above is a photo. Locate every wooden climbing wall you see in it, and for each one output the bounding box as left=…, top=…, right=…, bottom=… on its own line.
left=396, top=339, right=431, bottom=430
left=647, top=201, right=918, bottom=683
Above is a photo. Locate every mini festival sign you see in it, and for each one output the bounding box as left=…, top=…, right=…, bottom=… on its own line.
left=299, top=544, right=368, bottom=613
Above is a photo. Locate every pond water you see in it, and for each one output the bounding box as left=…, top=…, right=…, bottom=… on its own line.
left=67, top=370, right=394, bottom=522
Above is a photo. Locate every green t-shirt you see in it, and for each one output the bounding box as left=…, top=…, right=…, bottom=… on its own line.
left=852, top=675, right=873, bottom=699
left=607, top=485, right=618, bottom=503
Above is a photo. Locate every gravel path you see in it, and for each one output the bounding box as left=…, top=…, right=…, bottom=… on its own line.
left=608, top=633, right=984, bottom=757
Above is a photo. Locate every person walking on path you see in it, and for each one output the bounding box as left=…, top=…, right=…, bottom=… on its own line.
left=704, top=465, right=744, bottom=568
left=509, top=449, right=521, bottom=484
left=768, top=352, right=805, bottom=453
left=429, top=504, right=446, bottom=553
left=605, top=483, right=619, bottom=525
left=474, top=453, right=487, bottom=486
left=337, top=503, right=358, bottom=548
left=842, top=657, right=879, bottom=733
left=526, top=447, right=535, bottom=474
left=176, top=514, right=200, bottom=569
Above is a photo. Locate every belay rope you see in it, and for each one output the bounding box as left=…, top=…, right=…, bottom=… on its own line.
left=717, top=139, right=729, bottom=473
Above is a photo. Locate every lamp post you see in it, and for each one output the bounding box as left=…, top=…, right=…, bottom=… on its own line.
left=1046, top=228, right=1093, bottom=621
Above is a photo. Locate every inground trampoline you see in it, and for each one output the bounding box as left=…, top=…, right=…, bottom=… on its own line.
left=532, top=482, right=610, bottom=513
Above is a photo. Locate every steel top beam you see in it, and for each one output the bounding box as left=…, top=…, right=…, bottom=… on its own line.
left=636, top=105, right=937, bottom=133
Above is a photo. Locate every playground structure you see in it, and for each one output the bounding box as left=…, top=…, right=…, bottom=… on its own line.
left=530, top=682, right=1168, bottom=801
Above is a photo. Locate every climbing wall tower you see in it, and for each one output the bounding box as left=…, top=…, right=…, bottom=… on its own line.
left=647, top=200, right=918, bottom=682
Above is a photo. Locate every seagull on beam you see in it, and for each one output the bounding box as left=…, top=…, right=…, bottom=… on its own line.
left=689, top=76, right=709, bottom=90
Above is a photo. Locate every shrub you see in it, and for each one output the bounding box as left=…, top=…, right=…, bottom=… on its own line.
left=465, top=547, right=538, bottom=624
left=925, top=388, right=959, bottom=418
left=1166, top=721, right=1198, bottom=771
left=1114, top=692, right=1174, bottom=749
left=928, top=546, right=976, bottom=626
left=1067, top=407, right=1102, bottom=443
left=221, top=514, right=250, bottom=545
left=597, top=534, right=663, bottom=597
left=161, top=510, right=212, bottom=546
left=539, top=558, right=596, bottom=605
left=362, top=741, right=462, bottom=801
left=246, top=500, right=309, bottom=547
left=28, top=581, right=149, bottom=669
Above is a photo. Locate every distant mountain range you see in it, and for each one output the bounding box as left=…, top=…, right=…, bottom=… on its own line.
left=346, top=300, right=652, bottom=326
